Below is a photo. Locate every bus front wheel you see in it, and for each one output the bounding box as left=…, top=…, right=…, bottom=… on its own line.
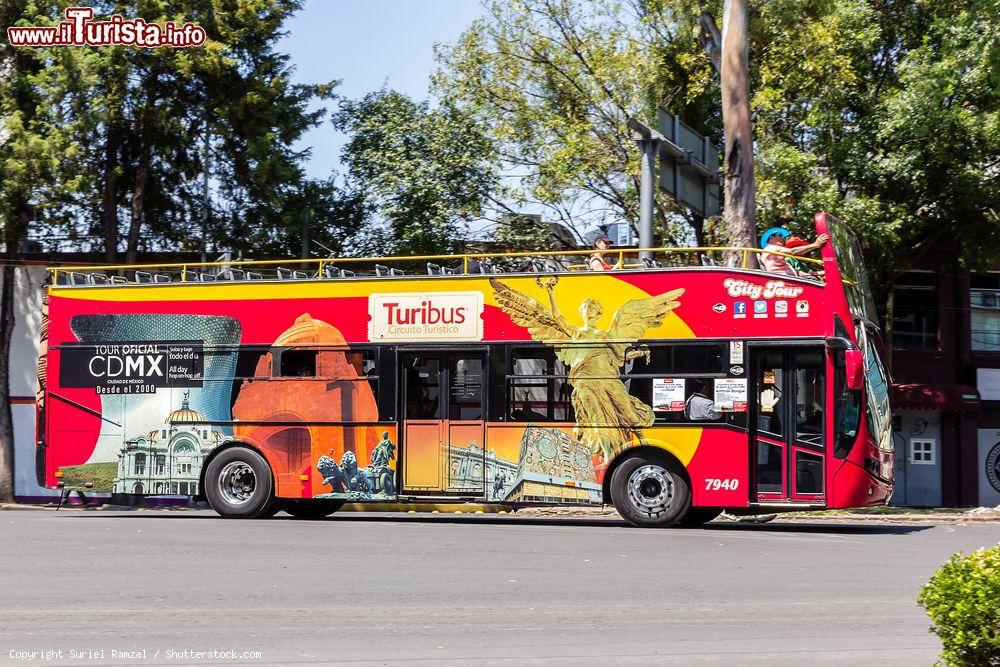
left=204, top=447, right=276, bottom=519
left=610, top=454, right=691, bottom=528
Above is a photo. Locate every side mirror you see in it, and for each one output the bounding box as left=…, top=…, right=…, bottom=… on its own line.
left=844, top=349, right=864, bottom=390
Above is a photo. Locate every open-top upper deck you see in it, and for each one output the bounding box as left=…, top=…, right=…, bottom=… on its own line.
left=47, top=245, right=824, bottom=288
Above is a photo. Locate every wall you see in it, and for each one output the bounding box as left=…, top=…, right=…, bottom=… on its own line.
left=6, top=266, right=60, bottom=500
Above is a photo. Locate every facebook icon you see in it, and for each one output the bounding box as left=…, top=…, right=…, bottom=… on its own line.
left=733, top=301, right=747, bottom=318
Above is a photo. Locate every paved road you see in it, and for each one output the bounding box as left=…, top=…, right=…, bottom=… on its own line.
left=0, top=510, right=997, bottom=666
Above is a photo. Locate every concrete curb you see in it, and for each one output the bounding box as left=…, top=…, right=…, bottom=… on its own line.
left=3, top=501, right=998, bottom=523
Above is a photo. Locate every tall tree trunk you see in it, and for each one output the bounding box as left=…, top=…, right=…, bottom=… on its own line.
left=720, top=0, right=756, bottom=268
left=102, top=61, right=125, bottom=264
left=103, top=111, right=122, bottom=264
left=126, top=107, right=154, bottom=265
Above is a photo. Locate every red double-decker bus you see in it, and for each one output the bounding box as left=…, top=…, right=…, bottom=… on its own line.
left=36, top=212, right=892, bottom=526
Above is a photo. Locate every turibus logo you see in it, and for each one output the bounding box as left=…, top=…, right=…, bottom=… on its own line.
left=368, top=292, right=484, bottom=341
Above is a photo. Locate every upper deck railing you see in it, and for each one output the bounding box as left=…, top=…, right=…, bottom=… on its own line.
left=47, top=245, right=824, bottom=287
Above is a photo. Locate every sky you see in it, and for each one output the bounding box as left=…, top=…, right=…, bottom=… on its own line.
left=276, top=0, right=487, bottom=180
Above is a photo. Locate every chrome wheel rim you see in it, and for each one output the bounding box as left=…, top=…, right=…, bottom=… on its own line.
left=627, top=464, right=673, bottom=516
left=218, top=461, right=256, bottom=505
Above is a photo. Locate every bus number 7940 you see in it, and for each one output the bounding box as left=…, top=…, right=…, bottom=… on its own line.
left=705, top=478, right=739, bottom=491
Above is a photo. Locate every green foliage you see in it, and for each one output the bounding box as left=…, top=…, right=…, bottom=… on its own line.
left=5, top=0, right=339, bottom=261
left=333, top=89, right=499, bottom=256
left=753, top=0, right=1000, bottom=295
left=434, top=0, right=714, bottom=244
left=917, top=543, right=1000, bottom=666
left=437, top=0, right=1000, bottom=288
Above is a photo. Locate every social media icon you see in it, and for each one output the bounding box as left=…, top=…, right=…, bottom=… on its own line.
left=774, top=300, right=788, bottom=313
left=754, top=300, right=767, bottom=313
left=796, top=300, right=809, bottom=317
left=733, top=301, right=747, bottom=318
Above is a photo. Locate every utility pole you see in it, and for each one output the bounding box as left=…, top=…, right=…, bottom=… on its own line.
left=699, top=1, right=757, bottom=268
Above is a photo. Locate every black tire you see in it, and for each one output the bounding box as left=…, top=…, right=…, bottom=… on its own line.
left=281, top=499, right=345, bottom=519
left=609, top=453, right=691, bottom=527
left=678, top=507, right=723, bottom=526
left=204, top=447, right=276, bottom=519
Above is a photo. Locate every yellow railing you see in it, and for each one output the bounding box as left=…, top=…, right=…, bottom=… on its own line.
left=48, top=245, right=824, bottom=286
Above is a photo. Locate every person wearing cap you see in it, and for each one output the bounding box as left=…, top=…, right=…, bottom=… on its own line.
left=759, top=228, right=828, bottom=276
left=589, top=234, right=617, bottom=271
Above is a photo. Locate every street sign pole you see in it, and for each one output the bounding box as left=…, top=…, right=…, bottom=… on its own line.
left=628, top=114, right=720, bottom=257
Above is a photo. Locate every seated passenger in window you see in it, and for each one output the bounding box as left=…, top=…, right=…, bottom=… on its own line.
left=685, top=379, right=720, bottom=421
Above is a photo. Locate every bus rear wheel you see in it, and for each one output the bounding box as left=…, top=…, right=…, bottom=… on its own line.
left=281, top=499, right=345, bottom=519
left=610, top=454, right=690, bottom=528
left=204, top=447, right=276, bottom=519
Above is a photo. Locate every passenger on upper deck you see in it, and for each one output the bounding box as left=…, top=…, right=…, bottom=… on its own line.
left=589, top=234, right=620, bottom=271
left=759, top=227, right=828, bottom=277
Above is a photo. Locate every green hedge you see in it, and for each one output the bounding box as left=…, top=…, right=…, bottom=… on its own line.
left=917, top=543, right=1000, bottom=666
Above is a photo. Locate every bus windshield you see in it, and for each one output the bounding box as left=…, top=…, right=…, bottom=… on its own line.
left=856, top=322, right=893, bottom=452
left=826, top=216, right=879, bottom=325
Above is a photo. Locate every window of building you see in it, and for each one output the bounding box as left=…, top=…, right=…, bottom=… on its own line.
left=909, top=439, right=936, bottom=465
left=154, top=455, right=166, bottom=475
left=891, top=272, right=938, bottom=350
left=507, top=348, right=572, bottom=422
left=971, top=273, right=1000, bottom=351
left=133, top=453, right=146, bottom=476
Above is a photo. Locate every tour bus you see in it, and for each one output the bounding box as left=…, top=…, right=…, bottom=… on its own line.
left=35, top=212, right=893, bottom=527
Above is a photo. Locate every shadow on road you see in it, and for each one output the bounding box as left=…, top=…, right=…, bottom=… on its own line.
left=75, top=510, right=935, bottom=534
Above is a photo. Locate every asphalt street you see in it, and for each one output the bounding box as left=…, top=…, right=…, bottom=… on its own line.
left=0, top=509, right=997, bottom=666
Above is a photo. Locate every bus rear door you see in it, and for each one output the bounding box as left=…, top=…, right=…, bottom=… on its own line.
left=400, top=352, right=487, bottom=496
left=750, top=347, right=827, bottom=504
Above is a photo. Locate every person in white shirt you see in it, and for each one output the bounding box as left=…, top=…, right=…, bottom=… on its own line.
left=685, top=379, right=720, bottom=421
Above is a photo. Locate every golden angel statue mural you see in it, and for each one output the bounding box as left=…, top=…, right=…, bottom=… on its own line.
left=490, top=276, right=684, bottom=463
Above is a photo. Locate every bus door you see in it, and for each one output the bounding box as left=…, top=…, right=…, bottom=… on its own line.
left=750, top=348, right=827, bottom=503
left=400, top=352, right=487, bottom=495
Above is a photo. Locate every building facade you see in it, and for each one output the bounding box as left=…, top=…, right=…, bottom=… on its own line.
left=889, top=258, right=1000, bottom=507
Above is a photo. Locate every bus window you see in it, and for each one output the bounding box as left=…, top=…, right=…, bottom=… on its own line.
left=451, top=357, right=484, bottom=421
left=405, top=356, right=441, bottom=419
left=833, top=351, right=862, bottom=459
left=756, top=352, right=784, bottom=437
left=794, top=352, right=824, bottom=449
left=279, top=349, right=317, bottom=377
left=627, top=343, right=725, bottom=375
left=508, top=348, right=572, bottom=422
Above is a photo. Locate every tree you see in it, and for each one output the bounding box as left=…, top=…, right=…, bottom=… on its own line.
left=25, top=0, right=339, bottom=262
left=751, top=0, right=1000, bottom=299
left=333, top=89, right=499, bottom=256
left=439, top=0, right=999, bottom=295
left=433, top=0, right=720, bottom=245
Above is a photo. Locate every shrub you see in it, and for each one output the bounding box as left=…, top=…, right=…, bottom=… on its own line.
left=917, top=543, right=1000, bottom=666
